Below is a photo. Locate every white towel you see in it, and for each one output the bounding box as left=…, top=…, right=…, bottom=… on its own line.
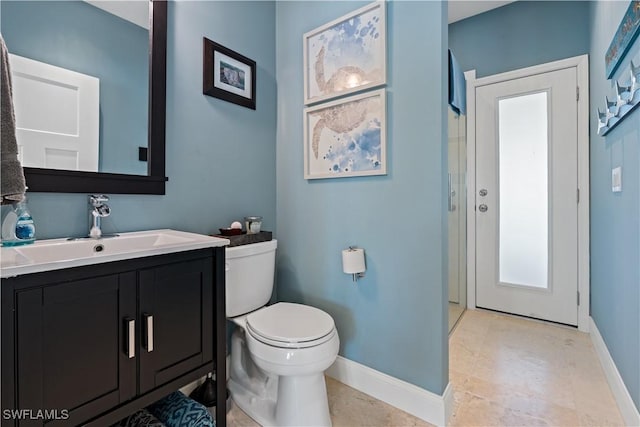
left=1, top=34, right=26, bottom=204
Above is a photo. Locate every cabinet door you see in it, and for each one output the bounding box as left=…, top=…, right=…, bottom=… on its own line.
left=13, top=273, right=136, bottom=426
left=139, top=257, right=213, bottom=394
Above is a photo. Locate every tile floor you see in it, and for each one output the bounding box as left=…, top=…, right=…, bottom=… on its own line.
left=449, top=309, right=624, bottom=426
left=227, top=309, right=625, bottom=426
left=226, top=376, right=430, bottom=427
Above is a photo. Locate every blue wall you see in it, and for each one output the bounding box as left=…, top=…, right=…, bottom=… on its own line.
left=1, top=1, right=148, bottom=175
left=589, top=1, right=640, bottom=411
left=6, top=0, right=450, bottom=400
left=17, top=1, right=277, bottom=242
left=449, top=1, right=590, bottom=78
left=275, top=1, right=449, bottom=394
left=8, top=1, right=637, bottom=411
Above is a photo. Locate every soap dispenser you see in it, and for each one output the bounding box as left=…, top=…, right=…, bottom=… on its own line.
left=1, top=195, right=35, bottom=246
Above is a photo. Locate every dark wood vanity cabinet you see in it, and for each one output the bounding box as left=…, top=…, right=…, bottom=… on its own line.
left=9, top=272, right=137, bottom=426
left=1, top=248, right=226, bottom=427
left=138, top=259, right=213, bottom=394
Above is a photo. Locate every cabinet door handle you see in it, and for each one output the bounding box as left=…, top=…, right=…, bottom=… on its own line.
left=124, top=318, right=135, bottom=359
left=143, top=313, right=154, bottom=352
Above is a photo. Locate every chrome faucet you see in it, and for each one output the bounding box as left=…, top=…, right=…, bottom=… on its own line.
left=88, top=195, right=111, bottom=238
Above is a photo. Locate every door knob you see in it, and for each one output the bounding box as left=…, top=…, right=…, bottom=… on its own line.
left=479, top=189, right=488, bottom=197
left=479, top=204, right=488, bottom=212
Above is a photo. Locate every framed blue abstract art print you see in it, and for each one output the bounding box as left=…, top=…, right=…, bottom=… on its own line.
left=303, top=1, right=386, bottom=105
left=303, top=89, right=386, bottom=180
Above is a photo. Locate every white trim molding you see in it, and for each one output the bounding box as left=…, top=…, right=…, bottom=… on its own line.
left=465, top=55, right=591, bottom=331
left=589, top=317, right=640, bottom=426
left=326, top=356, right=453, bottom=426
left=465, top=68, right=477, bottom=311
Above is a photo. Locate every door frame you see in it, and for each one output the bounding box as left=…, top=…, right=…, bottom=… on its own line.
left=465, top=55, right=590, bottom=332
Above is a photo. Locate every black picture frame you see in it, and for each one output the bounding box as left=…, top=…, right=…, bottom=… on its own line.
left=203, top=37, right=256, bottom=110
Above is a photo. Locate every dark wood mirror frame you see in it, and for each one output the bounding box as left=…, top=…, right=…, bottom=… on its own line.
left=23, top=0, right=168, bottom=195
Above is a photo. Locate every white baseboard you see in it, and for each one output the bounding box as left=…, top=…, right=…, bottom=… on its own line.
left=589, top=317, right=640, bottom=426
left=325, top=356, right=453, bottom=426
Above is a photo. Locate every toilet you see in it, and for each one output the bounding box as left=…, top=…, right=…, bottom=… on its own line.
left=225, top=239, right=339, bottom=427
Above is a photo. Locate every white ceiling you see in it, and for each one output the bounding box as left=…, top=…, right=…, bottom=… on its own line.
left=83, top=0, right=149, bottom=29
left=448, top=1, right=517, bottom=24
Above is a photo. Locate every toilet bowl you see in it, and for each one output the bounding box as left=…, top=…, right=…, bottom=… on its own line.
left=225, top=241, right=339, bottom=426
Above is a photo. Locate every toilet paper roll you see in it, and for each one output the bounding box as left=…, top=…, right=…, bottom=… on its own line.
left=342, top=248, right=365, bottom=274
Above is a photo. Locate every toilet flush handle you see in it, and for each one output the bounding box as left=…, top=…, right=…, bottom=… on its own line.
left=225, top=262, right=230, bottom=272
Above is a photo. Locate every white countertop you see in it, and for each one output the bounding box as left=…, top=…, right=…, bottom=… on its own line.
left=0, top=229, right=230, bottom=278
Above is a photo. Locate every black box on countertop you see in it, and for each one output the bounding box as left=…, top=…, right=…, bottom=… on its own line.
left=212, top=231, right=272, bottom=247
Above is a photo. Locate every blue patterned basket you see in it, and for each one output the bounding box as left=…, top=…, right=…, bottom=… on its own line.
left=147, top=391, right=215, bottom=427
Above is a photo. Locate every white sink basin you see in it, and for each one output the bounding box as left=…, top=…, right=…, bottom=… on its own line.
left=1, top=229, right=229, bottom=278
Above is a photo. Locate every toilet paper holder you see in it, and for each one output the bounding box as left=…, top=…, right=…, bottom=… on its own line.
left=343, top=246, right=366, bottom=282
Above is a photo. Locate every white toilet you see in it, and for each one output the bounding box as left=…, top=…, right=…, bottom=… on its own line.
left=225, top=239, right=339, bottom=426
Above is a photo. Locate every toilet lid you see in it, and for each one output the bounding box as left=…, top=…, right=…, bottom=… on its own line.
left=246, top=303, right=335, bottom=346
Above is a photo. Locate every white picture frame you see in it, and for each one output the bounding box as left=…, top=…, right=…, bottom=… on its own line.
left=303, top=1, right=386, bottom=105
left=303, top=89, right=386, bottom=180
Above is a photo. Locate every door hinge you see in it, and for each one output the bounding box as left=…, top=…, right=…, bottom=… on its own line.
left=577, top=86, right=580, bottom=101
left=577, top=188, right=580, bottom=203
left=577, top=291, right=580, bottom=306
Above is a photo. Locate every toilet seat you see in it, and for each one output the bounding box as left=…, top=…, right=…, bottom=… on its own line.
left=246, top=302, right=336, bottom=349
left=247, top=324, right=337, bottom=349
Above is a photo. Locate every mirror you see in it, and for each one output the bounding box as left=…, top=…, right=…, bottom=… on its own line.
left=0, top=0, right=167, bottom=194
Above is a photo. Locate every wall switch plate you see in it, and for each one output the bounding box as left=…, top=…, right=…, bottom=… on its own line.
left=612, top=166, right=622, bottom=192
left=139, top=147, right=148, bottom=162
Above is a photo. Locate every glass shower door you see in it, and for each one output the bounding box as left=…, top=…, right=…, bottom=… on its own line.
left=448, top=107, right=467, bottom=332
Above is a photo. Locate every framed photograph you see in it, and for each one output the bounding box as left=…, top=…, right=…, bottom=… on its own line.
left=605, top=0, right=640, bottom=79
left=303, top=89, right=386, bottom=180
left=303, top=1, right=386, bottom=105
left=203, top=37, right=256, bottom=110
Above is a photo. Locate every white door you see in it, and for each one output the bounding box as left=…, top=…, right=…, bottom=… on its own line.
left=10, top=54, right=99, bottom=172
left=475, top=67, right=578, bottom=326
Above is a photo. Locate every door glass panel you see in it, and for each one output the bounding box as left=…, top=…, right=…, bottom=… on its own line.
left=498, top=92, right=548, bottom=288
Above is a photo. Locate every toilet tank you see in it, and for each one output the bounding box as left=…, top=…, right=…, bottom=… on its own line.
left=225, top=239, right=277, bottom=317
